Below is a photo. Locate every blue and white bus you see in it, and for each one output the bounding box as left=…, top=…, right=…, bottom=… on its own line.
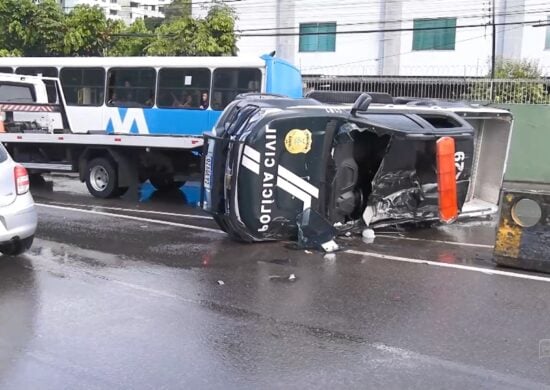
left=0, top=54, right=303, bottom=135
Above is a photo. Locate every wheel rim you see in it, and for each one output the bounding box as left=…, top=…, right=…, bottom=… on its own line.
left=90, top=166, right=109, bottom=192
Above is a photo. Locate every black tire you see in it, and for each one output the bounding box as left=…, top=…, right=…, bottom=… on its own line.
left=85, top=157, right=119, bottom=198
left=150, top=175, right=183, bottom=191
left=0, top=236, right=34, bottom=256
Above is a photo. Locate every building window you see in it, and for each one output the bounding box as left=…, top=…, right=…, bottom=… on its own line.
left=412, top=18, right=456, bottom=51
left=546, top=16, right=550, bottom=49
left=299, top=22, right=336, bottom=52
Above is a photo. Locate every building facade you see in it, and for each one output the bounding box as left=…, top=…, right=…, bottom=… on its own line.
left=54, top=0, right=168, bottom=24
left=195, top=0, right=550, bottom=76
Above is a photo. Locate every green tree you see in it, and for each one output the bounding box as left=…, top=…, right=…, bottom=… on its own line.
left=32, top=0, right=65, bottom=56
left=470, top=58, right=550, bottom=104
left=164, top=0, right=192, bottom=21
left=143, top=16, right=164, bottom=31
left=107, top=19, right=152, bottom=56
left=62, top=5, right=112, bottom=56
left=0, top=0, right=38, bottom=55
left=146, top=4, right=237, bottom=56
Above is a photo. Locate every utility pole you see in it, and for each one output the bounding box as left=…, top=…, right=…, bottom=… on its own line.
left=491, top=0, right=496, bottom=79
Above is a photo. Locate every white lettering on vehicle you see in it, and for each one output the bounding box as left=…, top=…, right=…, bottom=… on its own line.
left=455, top=151, right=465, bottom=180
left=258, top=127, right=277, bottom=232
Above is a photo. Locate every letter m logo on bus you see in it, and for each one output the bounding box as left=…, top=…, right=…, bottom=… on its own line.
left=105, top=108, right=149, bottom=134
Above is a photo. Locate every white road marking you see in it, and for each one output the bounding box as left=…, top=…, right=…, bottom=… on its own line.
left=376, top=234, right=494, bottom=249
left=36, top=203, right=224, bottom=234
left=46, top=201, right=212, bottom=220
left=346, top=249, right=550, bottom=283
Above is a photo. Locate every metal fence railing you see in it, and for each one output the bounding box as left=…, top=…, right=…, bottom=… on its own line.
left=302, top=77, right=550, bottom=104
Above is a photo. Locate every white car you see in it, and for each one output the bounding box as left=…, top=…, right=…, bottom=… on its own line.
left=0, top=143, right=36, bottom=256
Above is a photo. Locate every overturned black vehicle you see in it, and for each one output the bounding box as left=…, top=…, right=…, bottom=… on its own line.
left=201, top=93, right=475, bottom=242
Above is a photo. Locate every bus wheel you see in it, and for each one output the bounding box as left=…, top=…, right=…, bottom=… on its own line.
left=86, top=157, right=118, bottom=198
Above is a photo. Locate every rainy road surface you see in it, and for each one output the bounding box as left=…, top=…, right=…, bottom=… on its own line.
left=1, top=175, right=550, bottom=389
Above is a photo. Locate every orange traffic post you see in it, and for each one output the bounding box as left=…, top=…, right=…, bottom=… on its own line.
left=0, top=111, right=5, bottom=133
left=436, top=136, right=458, bottom=223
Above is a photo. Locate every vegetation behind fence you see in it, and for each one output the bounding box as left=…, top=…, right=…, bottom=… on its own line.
left=303, top=77, right=550, bottom=104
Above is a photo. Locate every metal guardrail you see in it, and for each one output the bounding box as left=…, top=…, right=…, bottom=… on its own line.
left=303, top=77, right=550, bottom=104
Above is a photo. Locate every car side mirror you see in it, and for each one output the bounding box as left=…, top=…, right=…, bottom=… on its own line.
left=351, top=93, right=373, bottom=117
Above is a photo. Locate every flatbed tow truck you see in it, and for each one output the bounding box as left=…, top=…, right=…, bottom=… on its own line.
left=0, top=74, right=203, bottom=199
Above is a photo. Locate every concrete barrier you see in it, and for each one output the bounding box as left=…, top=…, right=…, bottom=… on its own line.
left=492, top=105, right=550, bottom=272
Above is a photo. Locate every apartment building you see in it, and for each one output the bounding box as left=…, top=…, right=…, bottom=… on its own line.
left=55, top=0, right=168, bottom=24
left=194, top=0, right=550, bottom=76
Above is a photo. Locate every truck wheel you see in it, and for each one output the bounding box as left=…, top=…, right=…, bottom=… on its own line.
left=0, top=236, right=34, bottom=256
left=86, top=157, right=118, bottom=198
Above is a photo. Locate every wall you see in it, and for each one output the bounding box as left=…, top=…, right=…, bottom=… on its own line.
left=398, top=1, right=492, bottom=76
left=496, top=104, right=550, bottom=183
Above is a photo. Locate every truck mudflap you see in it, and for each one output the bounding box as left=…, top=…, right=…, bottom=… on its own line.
left=494, top=182, right=550, bottom=272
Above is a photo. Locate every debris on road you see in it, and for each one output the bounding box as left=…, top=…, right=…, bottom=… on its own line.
left=269, top=274, right=298, bottom=282
left=362, top=228, right=376, bottom=244
left=217, top=280, right=225, bottom=286
left=297, top=209, right=339, bottom=252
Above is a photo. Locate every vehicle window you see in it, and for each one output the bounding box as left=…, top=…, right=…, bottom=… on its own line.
left=60, top=67, right=105, bottom=107
left=106, top=68, right=156, bottom=108
left=0, top=67, right=13, bottom=74
left=211, top=68, right=262, bottom=110
left=0, top=83, right=35, bottom=103
left=15, top=67, right=58, bottom=103
left=157, top=68, right=211, bottom=109
left=0, top=144, right=7, bottom=163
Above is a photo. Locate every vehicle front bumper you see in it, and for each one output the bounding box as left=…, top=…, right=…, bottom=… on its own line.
left=0, top=193, right=37, bottom=243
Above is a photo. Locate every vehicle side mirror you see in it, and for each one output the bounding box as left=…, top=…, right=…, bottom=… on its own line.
left=351, top=93, right=373, bottom=117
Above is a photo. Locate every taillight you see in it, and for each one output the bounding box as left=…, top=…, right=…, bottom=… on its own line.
left=14, top=165, right=29, bottom=195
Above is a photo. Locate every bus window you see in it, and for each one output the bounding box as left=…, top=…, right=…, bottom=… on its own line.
left=107, top=68, right=156, bottom=108
left=211, top=68, right=262, bottom=110
left=157, top=68, right=211, bottom=109
left=0, top=67, right=13, bottom=74
left=60, top=67, right=105, bottom=106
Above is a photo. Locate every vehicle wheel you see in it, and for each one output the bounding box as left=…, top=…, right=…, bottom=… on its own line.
left=150, top=175, right=182, bottom=191
left=85, top=157, right=119, bottom=198
left=0, top=236, right=34, bottom=256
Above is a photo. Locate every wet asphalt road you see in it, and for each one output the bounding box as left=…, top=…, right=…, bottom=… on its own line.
left=1, top=176, right=550, bottom=389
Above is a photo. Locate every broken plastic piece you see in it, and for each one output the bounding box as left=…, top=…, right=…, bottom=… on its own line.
left=296, top=208, right=337, bottom=250
left=321, top=240, right=340, bottom=253
left=362, top=229, right=375, bottom=239
left=217, top=280, right=225, bottom=285
left=288, top=274, right=296, bottom=281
